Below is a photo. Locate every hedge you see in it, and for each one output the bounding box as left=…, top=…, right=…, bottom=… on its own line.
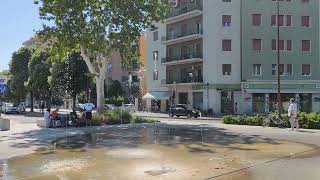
left=91, top=109, right=158, bottom=126
left=223, top=112, right=320, bottom=129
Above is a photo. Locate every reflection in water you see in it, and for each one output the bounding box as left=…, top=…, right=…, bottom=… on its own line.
left=3, top=123, right=320, bottom=180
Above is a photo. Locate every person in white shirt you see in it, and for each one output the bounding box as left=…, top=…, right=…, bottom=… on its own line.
left=43, top=108, right=51, bottom=128
left=288, top=98, right=299, bottom=131
left=83, top=103, right=95, bottom=126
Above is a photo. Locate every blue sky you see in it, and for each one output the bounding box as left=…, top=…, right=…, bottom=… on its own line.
left=0, top=0, right=42, bottom=71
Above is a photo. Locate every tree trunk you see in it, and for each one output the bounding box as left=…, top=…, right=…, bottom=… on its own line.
left=96, top=76, right=105, bottom=114
left=30, top=91, right=34, bottom=112
left=72, top=95, right=76, bottom=109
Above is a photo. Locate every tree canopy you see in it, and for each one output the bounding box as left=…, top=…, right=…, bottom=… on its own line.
left=8, top=47, right=32, bottom=102
left=35, top=0, right=169, bottom=114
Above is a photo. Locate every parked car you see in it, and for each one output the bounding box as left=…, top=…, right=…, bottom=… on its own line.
left=1, top=103, right=20, bottom=114
left=169, top=104, right=200, bottom=118
left=122, top=103, right=135, bottom=112
left=105, top=104, right=116, bottom=110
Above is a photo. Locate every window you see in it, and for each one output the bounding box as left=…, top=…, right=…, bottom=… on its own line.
left=279, top=64, right=284, bottom=75
left=222, top=0, right=231, bottom=2
left=286, top=15, right=292, bottom=26
left=278, top=15, right=284, bottom=26
left=272, top=64, right=284, bottom=76
left=302, top=64, right=311, bottom=76
left=302, top=0, right=309, bottom=3
left=271, top=15, right=277, bottom=26
left=222, top=15, right=231, bottom=27
left=287, top=64, right=293, bottom=75
left=271, top=15, right=284, bottom=26
left=272, top=39, right=285, bottom=50
left=222, top=39, right=232, bottom=51
left=153, top=51, right=159, bottom=61
left=301, top=16, right=310, bottom=27
left=252, top=14, right=262, bottom=26
left=153, top=31, right=158, bottom=41
left=253, top=64, right=262, bottom=76
left=252, top=39, right=262, bottom=51
left=287, top=40, right=292, bottom=51
left=301, top=40, right=311, bottom=52
left=222, top=64, right=232, bottom=76
left=272, top=64, right=277, bottom=75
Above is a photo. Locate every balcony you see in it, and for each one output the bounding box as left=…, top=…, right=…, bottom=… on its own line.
left=162, top=29, right=203, bottom=45
left=165, top=76, right=203, bottom=85
left=166, top=5, right=202, bottom=24
left=161, top=52, right=203, bottom=65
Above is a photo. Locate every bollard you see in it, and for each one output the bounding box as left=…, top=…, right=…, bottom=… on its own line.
left=0, top=118, right=10, bottom=131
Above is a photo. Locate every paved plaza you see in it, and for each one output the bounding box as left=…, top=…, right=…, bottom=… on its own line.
left=0, top=113, right=320, bottom=179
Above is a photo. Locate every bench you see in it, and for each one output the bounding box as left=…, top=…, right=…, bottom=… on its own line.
left=0, top=118, right=10, bottom=131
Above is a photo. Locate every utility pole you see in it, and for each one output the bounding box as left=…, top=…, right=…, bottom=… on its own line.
left=276, top=0, right=282, bottom=119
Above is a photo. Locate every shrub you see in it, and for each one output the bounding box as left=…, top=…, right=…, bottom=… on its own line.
left=104, top=109, right=132, bottom=125
left=91, top=114, right=106, bottom=126
left=223, top=112, right=320, bottom=129
left=131, top=116, right=159, bottom=124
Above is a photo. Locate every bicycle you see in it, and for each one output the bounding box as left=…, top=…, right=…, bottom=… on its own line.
left=262, top=111, right=285, bottom=127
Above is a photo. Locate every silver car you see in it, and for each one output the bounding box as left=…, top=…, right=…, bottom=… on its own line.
left=1, top=103, right=19, bottom=114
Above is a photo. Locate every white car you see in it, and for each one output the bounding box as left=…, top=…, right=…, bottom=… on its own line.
left=122, top=104, right=135, bottom=112
left=1, top=103, right=20, bottom=114
left=105, top=104, right=116, bottom=110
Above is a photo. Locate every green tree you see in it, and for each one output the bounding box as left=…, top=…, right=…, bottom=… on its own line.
left=27, top=51, right=51, bottom=111
left=35, top=0, right=169, bottom=114
left=8, top=48, right=32, bottom=103
left=50, top=52, right=90, bottom=108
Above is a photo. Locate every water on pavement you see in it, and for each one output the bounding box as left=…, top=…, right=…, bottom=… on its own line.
left=1, top=123, right=319, bottom=180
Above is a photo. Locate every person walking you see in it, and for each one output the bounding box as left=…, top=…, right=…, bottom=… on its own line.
left=233, top=102, right=238, bottom=115
left=83, top=103, right=95, bottom=126
left=288, top=98, right=299, bottom=131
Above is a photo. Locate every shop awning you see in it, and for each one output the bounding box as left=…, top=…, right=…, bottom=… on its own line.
left=142, top=91, right=171, bottom=100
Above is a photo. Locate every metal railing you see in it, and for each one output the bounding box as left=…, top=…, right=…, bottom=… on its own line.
left=161, top=52, right=203, bottom=63
left=166, top=76, right=203, bottom=84
left=167, top=5, right=202, bottom=19
left=162, top=28, right=203, bottom=42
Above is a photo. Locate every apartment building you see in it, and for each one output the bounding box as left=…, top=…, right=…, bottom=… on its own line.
left=146, top=0, right=320, bottom=114
left=241, top=0, right=320, bottom=113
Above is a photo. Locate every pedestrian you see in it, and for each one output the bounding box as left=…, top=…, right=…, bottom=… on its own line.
left=288, top=98, right=299, bottom=131
left=41, top=103, right=45, bottom=113
left=44, top=108, right=51, bottom=128
left=233, top=102, right=238, bottom=115
left=83, top=102, right=95, bottom=126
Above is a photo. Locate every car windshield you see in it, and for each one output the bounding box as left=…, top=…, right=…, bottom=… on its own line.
left=177, top=105, right=187, bottom=109
left=7, top=103, right=14, bottom=107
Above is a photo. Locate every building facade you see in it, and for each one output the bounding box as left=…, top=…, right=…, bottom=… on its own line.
left=146, top=0, right=320, bottom=114
left=241, top=0, right=320, bottom=113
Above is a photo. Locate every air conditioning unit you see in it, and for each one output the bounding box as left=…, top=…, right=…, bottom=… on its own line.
left=171, top=0, right=179, bottom=7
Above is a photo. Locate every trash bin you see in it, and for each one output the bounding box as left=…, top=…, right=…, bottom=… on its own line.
left=0, top=118, right=10, bottom=131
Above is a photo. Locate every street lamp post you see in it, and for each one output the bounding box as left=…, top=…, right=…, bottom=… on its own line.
left=276, top=0, right=282, bottom=119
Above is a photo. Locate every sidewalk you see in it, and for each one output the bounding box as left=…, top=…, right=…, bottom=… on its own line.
left=134, top=111, right=222, bottom=121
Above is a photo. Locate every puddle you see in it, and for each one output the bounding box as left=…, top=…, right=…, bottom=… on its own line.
left=2, top=124, right=319, bottom=180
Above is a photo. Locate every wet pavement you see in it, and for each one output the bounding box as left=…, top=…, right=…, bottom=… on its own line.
left=1, top=123, right=320, bottom=180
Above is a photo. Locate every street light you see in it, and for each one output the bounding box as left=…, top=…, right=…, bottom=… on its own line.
left=276, top=0, right=282, bottom=120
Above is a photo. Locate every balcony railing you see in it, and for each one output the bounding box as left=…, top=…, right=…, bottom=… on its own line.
left=162, top=28, right=203, bottom=42
left=167, top=5, right=202, bottom=19
left=166, top=76, right=203, bottom=84
left=161, top=52, right=203, bottom=63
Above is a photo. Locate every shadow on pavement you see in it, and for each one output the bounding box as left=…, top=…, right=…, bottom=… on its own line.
left=5, top=122, right=281, bottom=154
